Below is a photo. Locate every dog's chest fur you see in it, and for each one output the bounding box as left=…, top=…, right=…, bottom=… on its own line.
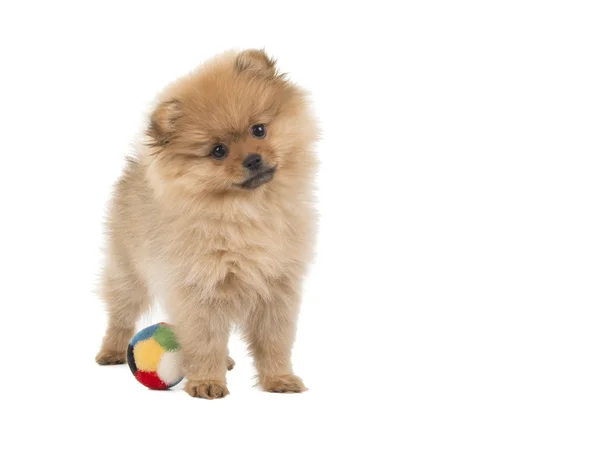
left=150, top=192, right=314, bottom=304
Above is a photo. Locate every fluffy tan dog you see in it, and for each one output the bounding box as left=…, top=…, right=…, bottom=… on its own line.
left=95, top=49, right=318, bottom=399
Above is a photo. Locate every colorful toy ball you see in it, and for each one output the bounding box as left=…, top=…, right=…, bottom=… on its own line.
left=127, top=323, right=184, bottom=390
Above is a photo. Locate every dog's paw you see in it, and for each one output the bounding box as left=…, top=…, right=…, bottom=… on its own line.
left=227, top=356, right=236, bottom=371
left=95, top=349, right=126, bottom=365
left=262, top=374, right=307, bottom=393
left=185, top=380, right=229, bottom=399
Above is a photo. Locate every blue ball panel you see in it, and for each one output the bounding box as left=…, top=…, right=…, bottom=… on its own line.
left=129, top=323, right=160, bottom=346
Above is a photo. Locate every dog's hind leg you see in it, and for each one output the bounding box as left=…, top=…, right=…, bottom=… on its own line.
left=95, top=256, right=150, bottom=365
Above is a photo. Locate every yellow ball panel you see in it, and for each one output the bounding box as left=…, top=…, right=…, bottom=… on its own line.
left=133, top=338, right=164, bottom=372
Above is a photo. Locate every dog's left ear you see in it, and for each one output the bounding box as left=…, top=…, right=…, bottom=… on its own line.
left=235, top=49, right=277, bottom=76
left=146, top=99, right=182, bottom=147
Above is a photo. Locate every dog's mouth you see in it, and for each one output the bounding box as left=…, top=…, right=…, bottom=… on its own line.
left=237, top=166, right=277, bottom=190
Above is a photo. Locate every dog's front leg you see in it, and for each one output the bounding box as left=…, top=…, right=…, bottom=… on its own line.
left=168, top=287, right=230, bottom=399
left=244, top=278, right=307, bottom=393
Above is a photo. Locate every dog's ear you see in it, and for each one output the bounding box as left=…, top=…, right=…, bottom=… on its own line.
left=146, top=99, right=182, bottom=147
left=235, top=49, right=277, bottom=76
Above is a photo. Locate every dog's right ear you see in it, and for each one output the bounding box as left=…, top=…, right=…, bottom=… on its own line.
left=235, top=49, right=277, bottom=77
left=146, top=99, right=182, bottom=147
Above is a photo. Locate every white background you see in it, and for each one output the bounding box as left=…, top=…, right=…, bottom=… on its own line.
left=1, top=1, right=599, bottom=448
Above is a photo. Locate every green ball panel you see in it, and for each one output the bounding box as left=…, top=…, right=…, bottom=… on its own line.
left=153, top=324, right=180, bottom=351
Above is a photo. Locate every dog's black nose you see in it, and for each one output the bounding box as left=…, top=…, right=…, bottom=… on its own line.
left=243, top=153, right=262, bottom=171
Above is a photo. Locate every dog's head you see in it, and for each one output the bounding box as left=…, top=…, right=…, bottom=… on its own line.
left=144, top=50, right=318, bottom=200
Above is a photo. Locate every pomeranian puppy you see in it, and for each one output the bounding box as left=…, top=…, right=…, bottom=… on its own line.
left=95, top=49, right=318, bottom=399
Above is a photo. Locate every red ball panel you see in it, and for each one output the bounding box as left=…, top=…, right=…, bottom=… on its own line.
left=135, top=370, right=168, bottom=390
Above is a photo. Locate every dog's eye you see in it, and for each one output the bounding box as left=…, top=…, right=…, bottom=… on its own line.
left=251, top=124, right=266, bottom=139
left=211, top=144, right=228, bottom=159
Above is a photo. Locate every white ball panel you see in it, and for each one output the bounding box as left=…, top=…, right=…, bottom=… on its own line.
left=157, top=350, right=183, bottom=385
